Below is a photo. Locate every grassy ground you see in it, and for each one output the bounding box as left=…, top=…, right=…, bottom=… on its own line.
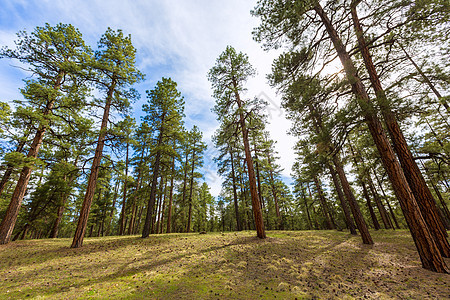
left=0, top=230, right=449, bottom=299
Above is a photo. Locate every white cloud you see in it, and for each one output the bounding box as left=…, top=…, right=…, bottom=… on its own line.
left=0, top=0, right=297, bottom=196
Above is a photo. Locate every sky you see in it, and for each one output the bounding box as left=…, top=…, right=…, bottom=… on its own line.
left=0, top=0, right=296, bottom=196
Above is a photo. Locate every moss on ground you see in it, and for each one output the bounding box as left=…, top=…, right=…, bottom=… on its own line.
left=0, top=230, right=449, bottom=299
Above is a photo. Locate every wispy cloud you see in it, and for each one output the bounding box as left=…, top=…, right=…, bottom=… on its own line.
left=0, top=0, right=296, bottom=196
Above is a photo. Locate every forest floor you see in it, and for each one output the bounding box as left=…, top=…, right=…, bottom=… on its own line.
left=0, top=230, right=449, bottom=299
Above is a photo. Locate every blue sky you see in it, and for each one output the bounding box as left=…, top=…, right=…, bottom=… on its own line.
left=0, top=0, right=296, bottom=196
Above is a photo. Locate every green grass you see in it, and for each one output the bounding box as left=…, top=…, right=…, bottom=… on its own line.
left=0, top=230, right=449, bottom=299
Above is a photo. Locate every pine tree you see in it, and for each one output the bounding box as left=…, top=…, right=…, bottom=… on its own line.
left=141, top=78, right=184, bottom=238
left=350, top=1, right=449, bottom=256
left=71, top=28, right=143, bottom=248
left=208, top=46, right=266, bottom=239
left=253, top=0, right=447, bottom=272
left=185, top=126, right=206, bottom=233
left=0, top=23, right=91, bottom=245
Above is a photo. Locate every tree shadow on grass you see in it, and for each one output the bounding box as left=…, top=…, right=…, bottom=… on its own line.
left=0, top=234, right=179, bottom=270
left=2, top=231, right=449, bottom=299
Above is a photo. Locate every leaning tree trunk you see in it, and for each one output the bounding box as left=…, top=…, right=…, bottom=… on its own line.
left=315, top=2, right=447, bottom=272
left=313, top=176, right=335, bottom=230
left=351, top=3, right=449, bottom=257
left=327, top=163, right=357, bottom=234
left=233, top=81, right=266, bottom=239
left=372, top=169, right=401, bottom=229
left=0, top=72, right=64, bottom=245
left=71, top=77, right=116, bottom=248
left=368, top=179, right=392, bottom=229
left=349, top=141, right=391, bottom=230
left=308, top=103, right=369, bottom=240
left=332, top=156, right=373, bottom=244
left=362, top=183, right=380, bottom=230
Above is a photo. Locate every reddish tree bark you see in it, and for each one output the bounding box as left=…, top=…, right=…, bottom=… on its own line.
left=328, top=163, right=357, bottom=234
left=233, top=79, right=266, bottom=238
left=313, top=176, right=335, bottom=230
left=0, top=73, right=64, bottom=245
left=351, top=3, right=449, bottom=256
left=314, top=2, right=447, bottom=272
left=71, top=77, right=116, bottom=248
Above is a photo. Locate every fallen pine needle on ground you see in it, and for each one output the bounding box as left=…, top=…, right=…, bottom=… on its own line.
left=0, top=230, right=449, bottom=299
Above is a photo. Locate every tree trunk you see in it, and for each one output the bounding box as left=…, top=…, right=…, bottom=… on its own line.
left=332, top=155, right=373, bottom=243
left=71, top=77, right=116, bottom=248
left=88, top=224, right=94, bottom=237
left=97, top=220, right=102, bottom=237
left=315, top=2, right=447, bottom=272
left=160, top=179, right=167, bottom=234
left=267, top=151, right=282, bottom=229
left=157, top=177, right=165, bottom=234
left=152, top=179, right=162, bottom=234
left=134, top=206, right=143, bottom=234
left=230, top=151, right=242, bottom=231
left=20, top=223, right=30, bottom=240
left=186, top=146, right=197, bottom=233
left=367, top=179, right=392, bottom=229
left=302, top=187, right=313, bottom=230
left=351, top=4, right=449, bottom=257
left=233, top=80, right=266, bottom=238
left=119, top=142, right=130, bottom=235
left=0, top=72, right=64, bottom=245
left=305, top=103, right=359, bottom=235
left=106, top=179, right=120, bottom=236
left=128, top=202, right=137, bottom=235
left=254, top=146, right=264, bottom=212
left=180, top=149, right=189, bottom=228
left=50, top=171, right=76, bottom=239
left=373, top=169, right=401, bottom=229
left=166, top=156, right=175, bottom=234
left=142, top=129, right=164, bottom=238
left=363, top=182, right=380, bottom=230
left=327, top=163, right=357, bottom=234
left=348, top=141, right=391, bottom=230
left=50, top=202, right=65, bottom=238
left=311, top=205, right=320, bottom=230
left=313, top=176, right=334, bottom=230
